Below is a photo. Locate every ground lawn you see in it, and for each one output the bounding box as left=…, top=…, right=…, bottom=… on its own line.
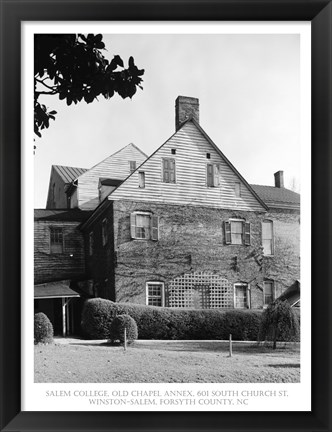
left=35, top=339, right=300, bottom=383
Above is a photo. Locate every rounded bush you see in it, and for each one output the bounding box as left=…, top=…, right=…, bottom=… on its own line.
left=34, top=312, right=53, bottom=344
left=109, top=314, right=138, bottom=344
left=81, top=298, right=117, bottom=339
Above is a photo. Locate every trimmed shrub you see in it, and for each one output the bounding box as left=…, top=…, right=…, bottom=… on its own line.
left=34, top=312, right=53, bottom=344
left=259, top=299, right=300, bottom=348
left=81, top=297, right=117, bottom=339
left=81, top=298, right=265, bottom=340
left=109, top=314, right=138, bottom=344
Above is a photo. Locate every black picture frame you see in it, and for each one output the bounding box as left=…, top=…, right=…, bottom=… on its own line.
left=0, top=1, right=331, bottom=431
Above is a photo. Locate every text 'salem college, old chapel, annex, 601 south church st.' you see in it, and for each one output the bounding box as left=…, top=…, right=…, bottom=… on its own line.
left=34, top=96, right=300, bottom=336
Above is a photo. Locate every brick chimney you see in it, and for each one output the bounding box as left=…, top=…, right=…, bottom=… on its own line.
left=175, top=96, right=199, bottom=131
left=274, top=170, right=284, bottom=188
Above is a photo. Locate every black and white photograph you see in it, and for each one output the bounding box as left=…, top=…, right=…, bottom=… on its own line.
left=23, top=22, right=310, bottom=411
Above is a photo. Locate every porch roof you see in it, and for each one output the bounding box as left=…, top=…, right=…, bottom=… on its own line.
left=34, top=281, right=80, bottom=299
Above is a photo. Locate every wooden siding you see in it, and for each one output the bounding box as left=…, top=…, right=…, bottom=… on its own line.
left=34, top=220, right=86, bottom=284
left=46, top=168, right=68, bottom=209
left=77, top=144, right=147, bottom=210
left=109, top=122, right=265, bottom=211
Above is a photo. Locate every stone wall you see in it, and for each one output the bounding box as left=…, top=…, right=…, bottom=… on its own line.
left=108, top=200, right=300, bottom=309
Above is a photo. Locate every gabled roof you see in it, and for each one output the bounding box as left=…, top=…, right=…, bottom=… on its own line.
left=34, top=209, right=93, bottom=222
left=251, top=185, right=300, bottom=209
left=53, top=165, right=88, bottom=183
left=106, top=117, right=268, bottom=211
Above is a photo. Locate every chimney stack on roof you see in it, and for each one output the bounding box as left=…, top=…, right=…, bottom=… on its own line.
left=175, top=96, right=199, bottom=131
left=274, top=170, right=284, bottom=188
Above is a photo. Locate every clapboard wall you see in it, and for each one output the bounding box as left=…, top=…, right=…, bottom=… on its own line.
left=34, top=220, right=86, bottom=284
left=76, top=143, right=147, bottom=210
left=109, top=122, right=265, bottom=212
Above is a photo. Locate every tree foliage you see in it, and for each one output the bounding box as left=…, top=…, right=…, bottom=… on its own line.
left=34, top=34, right=144, bottom=137
left=258, top=299, right=300, bottom=349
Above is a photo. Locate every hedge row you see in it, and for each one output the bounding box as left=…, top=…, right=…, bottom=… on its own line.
left=81, top=298, right=267, bottom=341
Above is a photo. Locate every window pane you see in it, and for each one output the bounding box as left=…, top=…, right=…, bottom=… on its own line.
left=263, top=239, right=272, bottom=255
left=262, top=221, right=273, bottom=239
left=135, top=215, right=150, bottom=239
left=235, top=286, right=247, bottom=308
left=50, top=228, right=63, bottom=253
left=231, top=221, right=243, bottom=244
left=147, top=283, right=163, bottom=307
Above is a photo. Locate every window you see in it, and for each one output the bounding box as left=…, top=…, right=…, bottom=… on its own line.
left=171, top=149, right=176, bottom=155
left=146, top=282, right=165, bottom=306
left=234, top=182, right=241, bottom=197
left=207, top=164, right=220, bottom=187
left=262, top=220, right=274, bottom=255
left=50, top=227, right=63, bottom=253
left=263, top=281, right=274, bottom=306
left=206, top=153, right=211, bottom=159
left=162, top=158, right=176, bottom=183
left=89, top=232, right=94, bottom=256
left=102, top=219, right=108, bottom=246
left=129, top=161, right=136, bottom=173
left=130, top=212, right=159, bottom=240
left=224, top=220, right=250, bottom=245
left=138, top=171, right=145, bottom=188
left=234, top=283, right=250, bottom=308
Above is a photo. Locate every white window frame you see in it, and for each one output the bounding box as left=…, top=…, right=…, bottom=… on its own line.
left=262, top=220, right=274, bottom=256
left=263, top=280, right=274, bottom=307
left=225, top=219, right=251, bottom=246
left=130, top=211, right=159, bottom=241
left=146, top=282, right=165, bottom=307
left=102, top=218, right=108, bottom=246
left=234, top=283, right=250, bottom=309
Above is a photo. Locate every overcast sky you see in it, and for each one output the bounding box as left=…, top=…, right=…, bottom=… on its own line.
left=34, top=32, right=301, bottom=208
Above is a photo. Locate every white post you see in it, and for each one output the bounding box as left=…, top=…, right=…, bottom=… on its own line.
left=66, top=298, right=70, bottom=336
left=124, top=328, right=127, bottom=351
left=62, top=298, right=66, bottom=337
left=229, top=334, right=232, bottom=357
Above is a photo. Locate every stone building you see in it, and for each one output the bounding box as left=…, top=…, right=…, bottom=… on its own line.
left=78, top=96, right=300, bottom=310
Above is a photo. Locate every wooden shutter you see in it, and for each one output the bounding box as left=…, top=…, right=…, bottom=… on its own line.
left=130, top=213, right=136, bottom=239
left=224, top=221, right=231, bottom=244
left=170, top=159, right=176, bottom=183
left=244, top=222, right=251, bottom=245
left=213, top=164, right=220, bottom=186
left=151, top=216, right=159, bottom=241
left=207, top=164, right=213, bottom=186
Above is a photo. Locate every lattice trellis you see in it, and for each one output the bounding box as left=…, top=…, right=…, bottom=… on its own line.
left=166, top=272, right=233, bottom=309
